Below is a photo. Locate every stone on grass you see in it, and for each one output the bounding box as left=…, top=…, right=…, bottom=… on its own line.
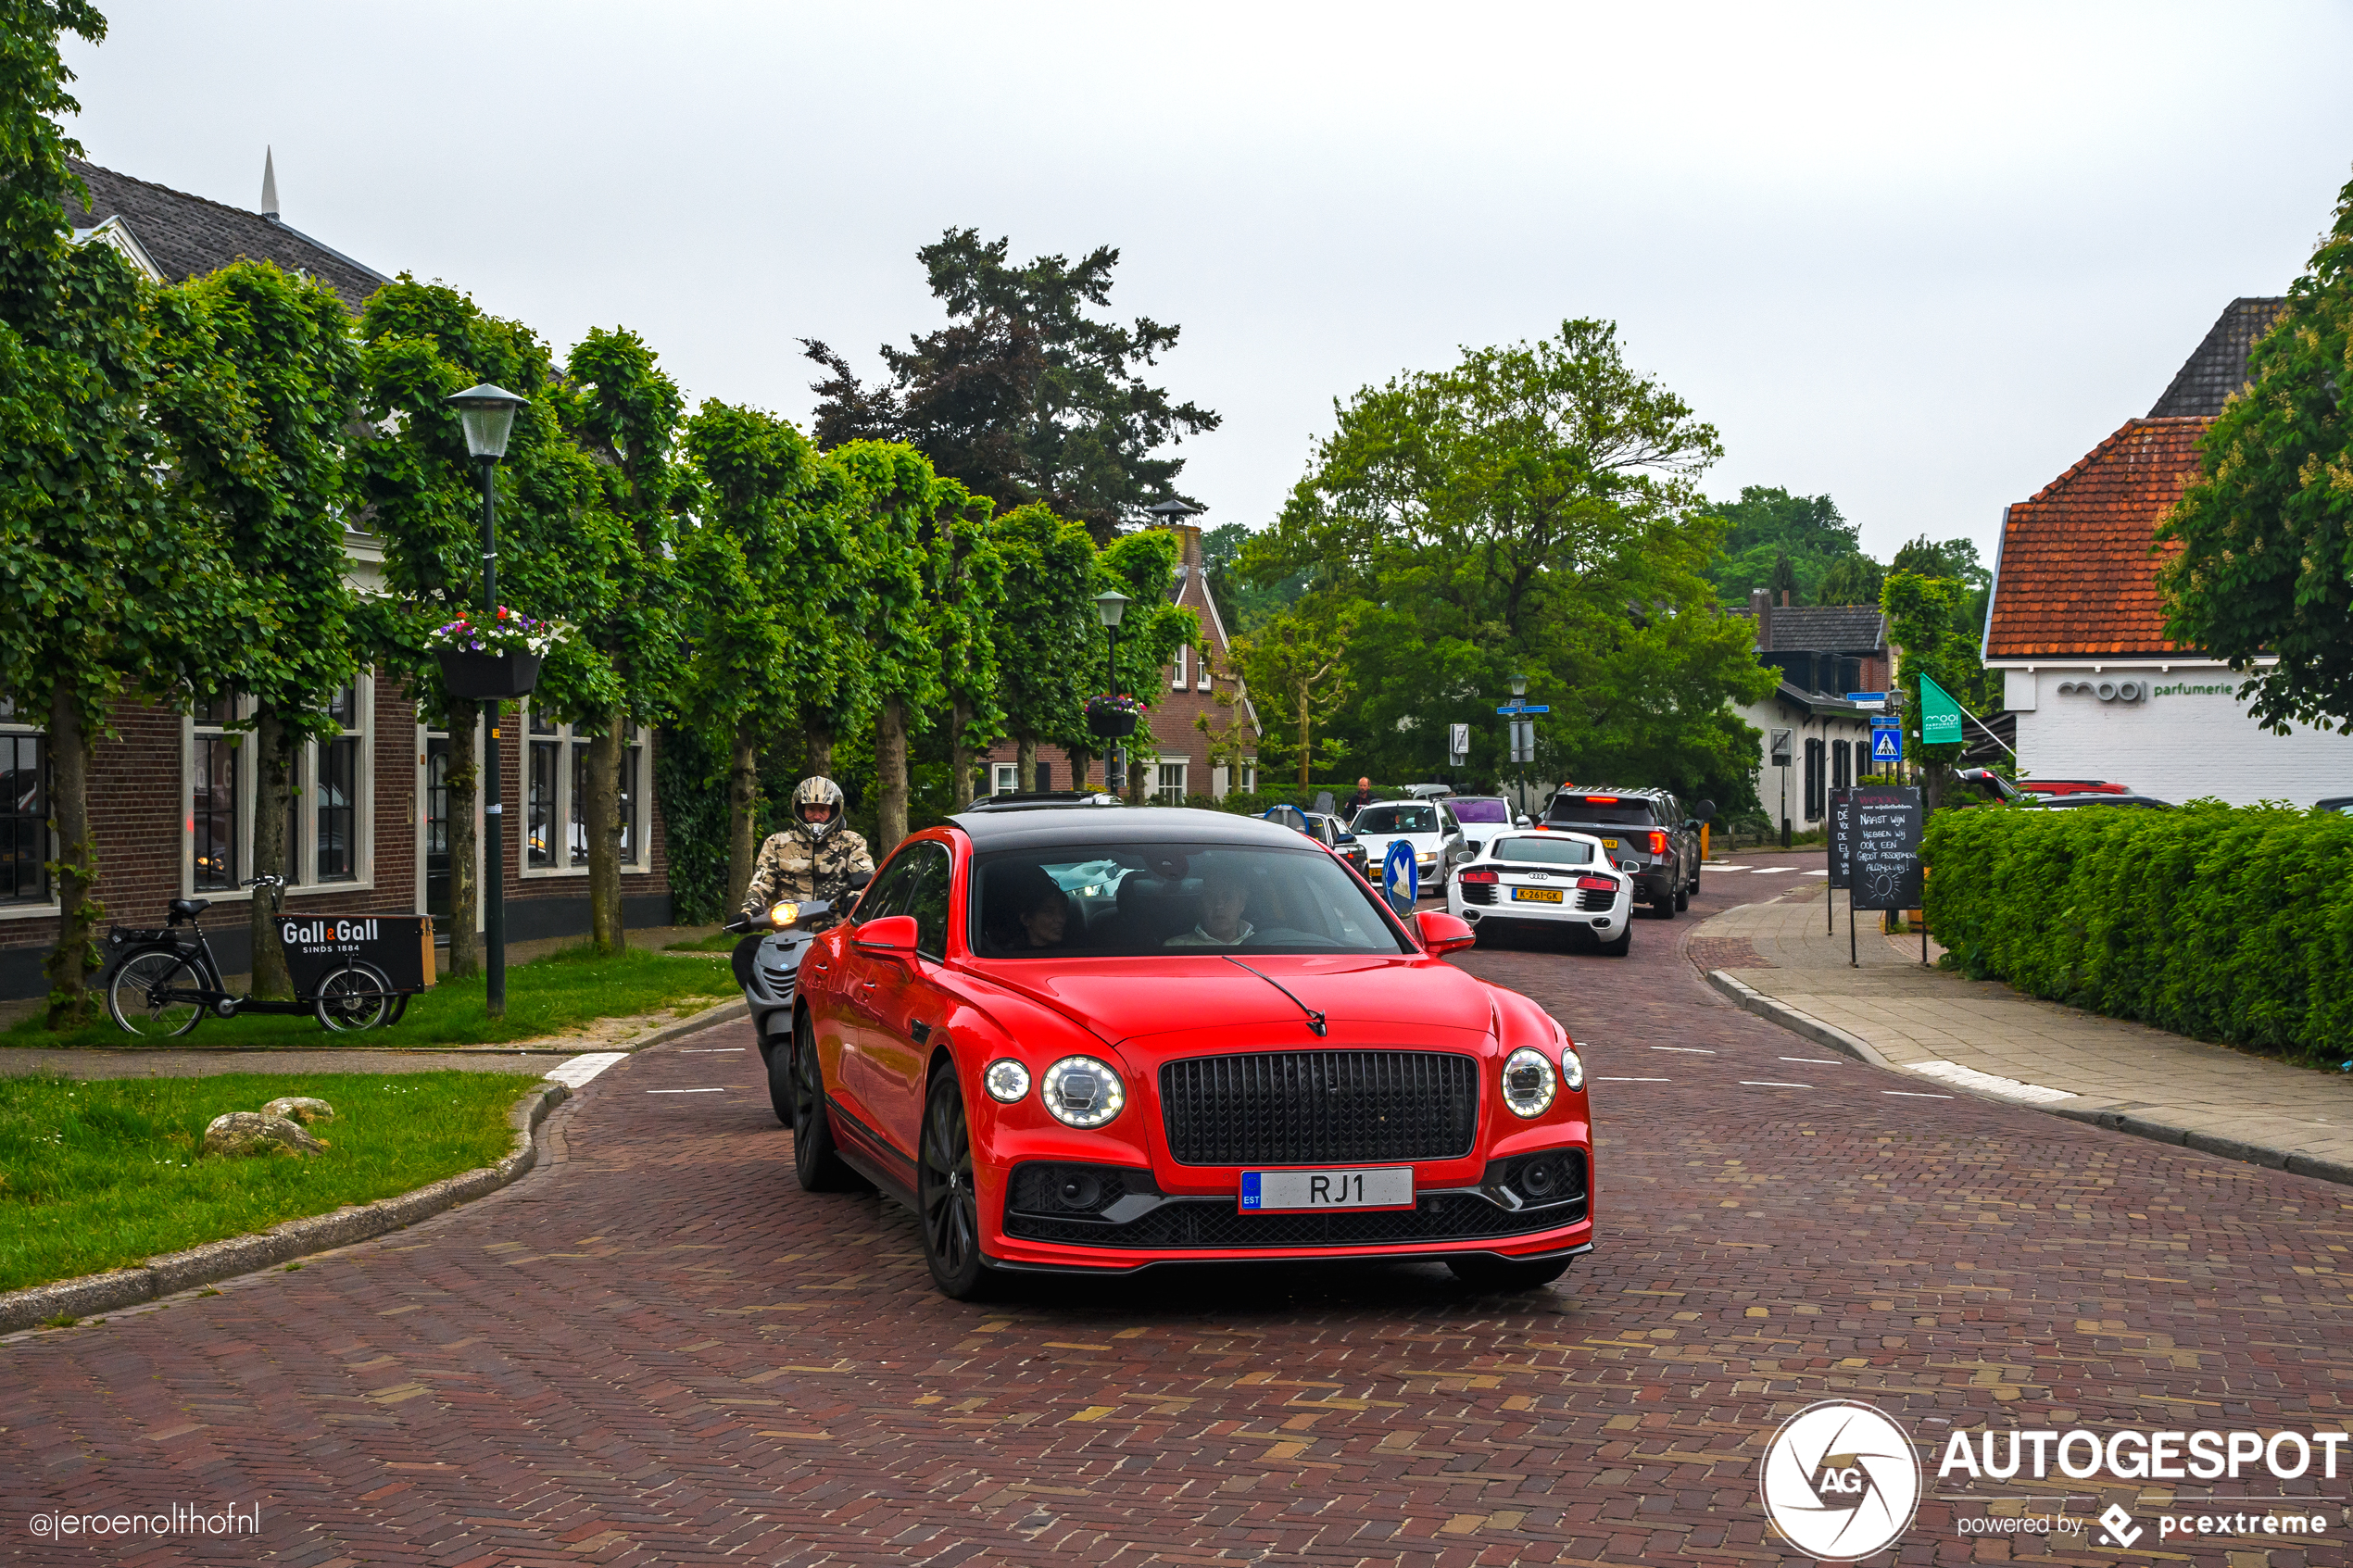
left=201, top=1112, right=326, bottom=1159
left=260, top=1096, right=336, bottom=1125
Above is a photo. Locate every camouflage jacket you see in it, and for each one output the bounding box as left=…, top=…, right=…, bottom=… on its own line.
left=743, top=824, right=875, bottom=912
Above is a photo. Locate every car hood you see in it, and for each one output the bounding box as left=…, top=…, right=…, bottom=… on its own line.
left=959, top=952, right=1495, bottom=1047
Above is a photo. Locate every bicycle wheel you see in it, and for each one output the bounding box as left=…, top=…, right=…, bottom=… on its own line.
left=314, top=961, right=394, bottom=1032
left=107, top=949, right=205, bottom=1039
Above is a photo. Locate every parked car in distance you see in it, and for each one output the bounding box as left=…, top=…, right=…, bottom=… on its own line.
left=1302, top=810, right=1368, bottom=877
left=1449, top=831, right=1632, bottom=956
left=780, top=800, right=1595, bottom=1299
left=1444, top=795, right=1529, bottom=859
left=2316, top=796, right=2353, bottom=815
left=2026, top=793, right=2173, bottom=810
left=2016, top=778, right=2131, bottom=797
left=1951, top=770, right=2170, bottom=810
left=1537, top=788, right=1705, bottom=919
left=1350, top=798, right=1468, bottom=887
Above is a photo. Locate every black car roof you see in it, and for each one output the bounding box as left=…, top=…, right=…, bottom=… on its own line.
left=947, top=805, right=1317, bottom=853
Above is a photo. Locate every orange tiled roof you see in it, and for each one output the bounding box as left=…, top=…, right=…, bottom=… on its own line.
left=1984, top=417, right=2208, bottom=659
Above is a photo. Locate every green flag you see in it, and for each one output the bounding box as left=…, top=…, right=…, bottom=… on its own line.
left=1919, top=671, right=1964, bottom=746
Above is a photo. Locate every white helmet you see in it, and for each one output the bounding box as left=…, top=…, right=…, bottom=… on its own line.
left=793, top=775, right=846, bottom=840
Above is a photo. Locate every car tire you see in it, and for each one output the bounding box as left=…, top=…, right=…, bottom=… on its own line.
left=1447, top=1255, right=1572, bottom=1291
left=1600, top=928, right=1632, bottom=958
left=1675, top=879, right=1690, bottom=911
left=790, top=1009, right=866, bottom=1194
left=764, top=1034, right=794, bottom=1126
left=918, top=1069, right=998, bottom=1300
left=1651, top=882, right=1677, bottom=920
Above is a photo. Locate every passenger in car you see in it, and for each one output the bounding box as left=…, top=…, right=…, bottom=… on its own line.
left=1164, top=872, right=1256, bottom=948
left=988, top=864, right=1076, bottom=951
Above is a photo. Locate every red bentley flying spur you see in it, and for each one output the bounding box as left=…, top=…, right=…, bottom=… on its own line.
left=775, top=796, right=1594, bottom=1298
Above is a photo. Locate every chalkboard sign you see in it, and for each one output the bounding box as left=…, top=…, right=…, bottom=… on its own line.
left=1827, top=788, right=1854, bottom=890
left=1848, top=787, right=1922, bottom=910
left=277, top=913, right=434, bottom=996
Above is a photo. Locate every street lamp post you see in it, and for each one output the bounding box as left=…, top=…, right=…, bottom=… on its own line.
left=1507, top=672, right=1529, bottom=818
left=447, top=383, right=527, bottom=1018
left=1093, top=590, right=1130, bottom=796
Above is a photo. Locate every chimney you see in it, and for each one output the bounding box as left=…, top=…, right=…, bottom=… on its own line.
left=260, top=146, right=279, bottom=220
left=1749, top=586, right=1772, bottom=650
left=1780, top=588, right=1791, bottom=608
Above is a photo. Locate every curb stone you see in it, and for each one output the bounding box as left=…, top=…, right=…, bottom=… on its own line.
left=1704, top=968, right=2353, bottom=1191
left=0, top=1078, right=573, bottom=1336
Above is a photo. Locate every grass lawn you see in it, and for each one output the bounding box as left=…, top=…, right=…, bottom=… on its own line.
left=663, top=929, right=741, bottom=953
left=0, top=1070, right=543, bottom=1294
left=8, top=941, right=736, bottom=1052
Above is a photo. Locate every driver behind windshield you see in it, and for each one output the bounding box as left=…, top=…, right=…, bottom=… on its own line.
left=1164, top=869, right=1255, bottom=948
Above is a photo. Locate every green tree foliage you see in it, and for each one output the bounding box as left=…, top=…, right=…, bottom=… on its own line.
left=1201, top=520, right=1299, bottom=633
left=992, top=503, right=1101, bottom=786
left=803, top=229, right=1219, bottom=540
left=150, top=260, right=363, bottom=997
left=1232, top=609, right=1353, bottom=788
left=1705, top=485, right=1862, bottom=605
left=1881, top=568, right=1990, bottom=801
left=1094, top=527, right=1200, bottom=798
left=1817, top=552, right=1884, bottom=607
left=1239, top=320, right=1773, bottom=805
left=1765, top=549, right=1798, bottom=604
left=1, top=1, right=234, bottom=1028
left=1925, top=802, right=2353, bottom=1065
left=2158, top=171, right=2353, bottom=734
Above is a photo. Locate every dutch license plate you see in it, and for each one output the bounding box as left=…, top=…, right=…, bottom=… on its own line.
left=1600, top=837, right=1619, bottom=848
left=1511, top=886, right=1565, bottom=903
left=1239, top=1167, right=1415, bottom=1212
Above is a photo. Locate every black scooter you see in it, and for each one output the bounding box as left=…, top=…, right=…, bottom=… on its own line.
left=724, top=870, right=870, bottom=1124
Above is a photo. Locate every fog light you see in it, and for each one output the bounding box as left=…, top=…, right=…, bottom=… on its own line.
left=1502, top=1047, right=1557, bottom=1118
left=983, top=1059, right=1031, bottom=1103
left=1521, top=1157, right=1557, bottom=1197
left=1042, top=1056, right=1125, bottom=1128
left=1057, top=1170, right=1102, bottom=1210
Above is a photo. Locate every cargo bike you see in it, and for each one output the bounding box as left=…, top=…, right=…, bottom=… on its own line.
left=105, top=875, right=435, bottom=1037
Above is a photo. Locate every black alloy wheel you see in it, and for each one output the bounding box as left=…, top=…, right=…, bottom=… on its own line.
left=918, top=1070, right=994, bottom=1299
left=1447, top=1254, right=1573, bottom=1291
left=789, top=1009, right=863, bottom=1193
left=1600, top=927, right=1632, bottom=958
left=107, top=949, right=204, bottom=1038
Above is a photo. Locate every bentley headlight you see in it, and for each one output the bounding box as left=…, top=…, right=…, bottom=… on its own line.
left=1558, top=1043, right=1586, bottom=1092
left=1503, top=1047, right=1558, bottom=1118
left=1041, top=1055, right=1125, bottom=1128
left=983, top=1059, right=1032, bottom=1104
left=768, top=900, right=799, bottom=928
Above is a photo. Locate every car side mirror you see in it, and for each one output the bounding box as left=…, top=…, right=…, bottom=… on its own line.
left=852, top=913, right=918, bottom=959
left=1415, top=909, right=1477, bottom=958
left=1516, top=815, right=1531, bottom=828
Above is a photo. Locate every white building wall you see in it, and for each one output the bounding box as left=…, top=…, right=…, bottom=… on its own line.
left=2001, top=665, right=2353, bottom=806
left=1730, top=696, right=1881, bottom=826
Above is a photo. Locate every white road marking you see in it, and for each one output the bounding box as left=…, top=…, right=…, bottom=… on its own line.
left=1780, top=1057, right=1840, bottom=1064
left=1906, top=1060, right=2078, bottom=1104
left=1806, top=870, right=1830, bottom=876
left=545, top=1052, right=627, bottom=1088
left=680, top=1047, right=744, bottom=1053
left=1704, top=864, right=1747, bottom=871
left=1651, top=1046, right=1716, bottom=1054
left=1599, top=1076, right=1672, bottom=1082
left=1883, top=1090, right=1952, bottom=1098
left=1748, top=866, right=1798, bottom=873
left=647, top=1088, right=727, bottom=1095
left=1742, top=1080, right=1812, bottom=1088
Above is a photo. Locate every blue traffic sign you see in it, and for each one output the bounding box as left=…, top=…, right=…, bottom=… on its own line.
left=1871, top=728, right=1904, bottom=762
left=1381, top=839, right=1419, bottom=915
left=1494, top=703, right=1551, bottom=715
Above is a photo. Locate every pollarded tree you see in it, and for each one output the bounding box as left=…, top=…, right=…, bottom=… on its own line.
left=1095, top=527, right=1201, bottom=801
left=830, top=442, right=950, bottom=850
left=932, top=495, right=1008, bottom=810
left=150, top=259, right=361, bottom=998
left=1, top=2, right=238, bottom=1029
left=993, top=504, right=1100, bottom=788
left=2158, top=169, right=2353, bottom=734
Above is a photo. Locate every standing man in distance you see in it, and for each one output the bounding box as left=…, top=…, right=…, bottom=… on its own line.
left=1341, top=777, right=1375, bottom=824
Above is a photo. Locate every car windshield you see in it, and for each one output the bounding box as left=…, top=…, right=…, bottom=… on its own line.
left=970, top=843, right=1411, bottom=958
left=1491, top=835, right=1596, bottom=866
left=1544, top=799, right=1655, bottom=826
left=1354, top=804, right=1438, bottom=834
left=1449, top=798, right=1510, bottom=823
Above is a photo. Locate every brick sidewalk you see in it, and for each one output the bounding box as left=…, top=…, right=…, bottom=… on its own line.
left=1692, top=874, right=2353, bottom=1183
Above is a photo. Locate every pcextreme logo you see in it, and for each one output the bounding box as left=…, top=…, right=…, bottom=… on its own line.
left=1757, top=1400, right=1922, bottom=1562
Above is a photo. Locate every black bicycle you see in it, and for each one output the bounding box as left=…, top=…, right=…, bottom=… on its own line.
left=104, top=876, right=402, bottom=1038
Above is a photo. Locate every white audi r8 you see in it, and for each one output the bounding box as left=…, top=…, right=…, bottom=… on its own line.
left=1447, top=830, right=1633, bottom=956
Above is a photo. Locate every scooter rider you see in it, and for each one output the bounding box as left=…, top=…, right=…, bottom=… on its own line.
left=742, top=776, right=875, bottom=914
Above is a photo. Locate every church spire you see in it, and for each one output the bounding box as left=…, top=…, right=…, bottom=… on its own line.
left=260, top=146, right=279, bottom=220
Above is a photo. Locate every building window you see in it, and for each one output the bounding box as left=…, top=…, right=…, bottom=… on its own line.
left=1803, top=737, right=1825, bottom=822
left=992, top=763, right=1018, bottom=797
left=0, top=727, right=46, bottom=905
left=1199, top=650, right=1212, bottom=691
left=310, top=682, right=361, bottom=883
left=1154, top=761, right=1188, bottom=806
left=1171, top=646, right=1188, bottom=689
left=522, top=705, right=652, bottom=875
left=1831, top=734, right=1851, bottom=792
left=192, top=694, right=242, bottom=892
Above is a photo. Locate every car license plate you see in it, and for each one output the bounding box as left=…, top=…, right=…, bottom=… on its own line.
left=1511, top=886, right=1565, bottom=903
left=1239, top=1167, right=1415, bottom=1212
left=1600, top=837, right=1619, bottom=848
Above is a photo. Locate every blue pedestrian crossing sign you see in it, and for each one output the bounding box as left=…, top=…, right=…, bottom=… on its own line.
left=1870, top=726, right=1904, bottom=762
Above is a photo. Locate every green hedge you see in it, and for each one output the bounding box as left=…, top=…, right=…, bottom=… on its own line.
left=1923, top=802, right=2353, bottom=1064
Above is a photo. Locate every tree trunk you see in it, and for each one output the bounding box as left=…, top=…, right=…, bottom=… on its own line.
left=1016, top=734, right=1038, bottom=794
left=726, top=717, right=761, bottom=915
left=1065, top=746, right=1090, bottom=791
left=1298, top=689, right=1313, bottom=787
left=806, top=725, right=834, bottom=781
left=875, top=697, right=909, bottom=850
left=42, top=678, right=101, bottom=1031
left=446, top=699, right=481, bottom=980
left=586, top=715, right=624, bottom=955
left=247, top=703, right=294, bottom=999
left=950, top=697, right=976, bottom=809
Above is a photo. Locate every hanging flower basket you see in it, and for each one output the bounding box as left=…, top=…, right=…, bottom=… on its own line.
left=436, top=649, right=542, bottom=700
left=425, top=607, right=567, bottom=700
left=1085, top=693, right=1148, bottom=738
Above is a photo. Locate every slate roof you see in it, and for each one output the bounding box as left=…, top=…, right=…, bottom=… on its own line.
left=1983, top=417, right=2208, bottom=659
left=2146, top=297, right=2287, bottom=418
left=62, top=157, right=389, bottom=312
left=1730, top=605, right=1886, bottom=654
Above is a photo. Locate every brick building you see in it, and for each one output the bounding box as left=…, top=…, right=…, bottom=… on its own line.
left=1, top=157, right=672, bottom=1002
left=977, top=517, right=1261, bottom=802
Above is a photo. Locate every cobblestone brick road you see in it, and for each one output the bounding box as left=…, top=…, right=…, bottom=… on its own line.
left=5, top=864, right=2347, bottom=1566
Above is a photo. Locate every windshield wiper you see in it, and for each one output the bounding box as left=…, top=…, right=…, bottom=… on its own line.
left=1223, top=956, right=1327, bottom=1037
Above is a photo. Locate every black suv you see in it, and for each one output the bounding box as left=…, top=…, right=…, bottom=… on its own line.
left=1538, top=787, right=1711, bottom=918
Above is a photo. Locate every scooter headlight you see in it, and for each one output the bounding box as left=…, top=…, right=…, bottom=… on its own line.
left=769, top=901, right=799, bottom=928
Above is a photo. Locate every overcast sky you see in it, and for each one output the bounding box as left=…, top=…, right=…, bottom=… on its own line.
left=60, top=3, right=2353, bottom=562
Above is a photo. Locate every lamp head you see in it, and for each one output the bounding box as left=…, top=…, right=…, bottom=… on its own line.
left=1092, top=590, right=1131, bottom=630
left=1509, top=672, right=1529, bottom=697
left=446, top=383, right=527, bottom=460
